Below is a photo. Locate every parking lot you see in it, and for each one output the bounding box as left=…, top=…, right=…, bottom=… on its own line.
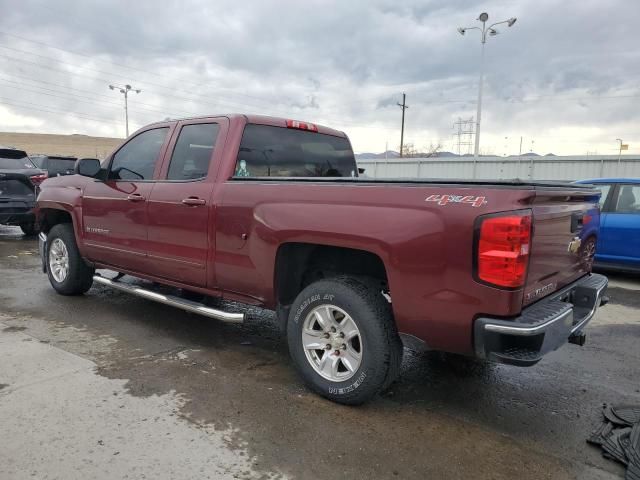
left=0, top=225, right=638, bottom=479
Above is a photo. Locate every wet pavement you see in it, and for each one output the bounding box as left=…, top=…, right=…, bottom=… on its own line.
left=1, top=225, right=638, bottom=479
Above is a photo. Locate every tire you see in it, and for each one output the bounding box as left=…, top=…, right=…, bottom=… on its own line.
left=20, top=223, right=38, bottom=236
left=287, top=276, right=402, bottom=405
left=46, top=223, right=95, bottom=295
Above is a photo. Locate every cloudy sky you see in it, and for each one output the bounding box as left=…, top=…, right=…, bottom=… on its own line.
left=1, top=0, right=639, bottom=155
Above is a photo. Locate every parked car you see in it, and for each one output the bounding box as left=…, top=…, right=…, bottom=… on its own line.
left=575, top=178, right=640, bottom=272
left=35, top=115, right=608, bottom=404
left=30, top=154, right=78, bottom=177
left=0, top=146, right=47, bottom=236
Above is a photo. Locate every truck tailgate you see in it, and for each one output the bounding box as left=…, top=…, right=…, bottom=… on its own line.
left=523, top=186, right=600, bottom=306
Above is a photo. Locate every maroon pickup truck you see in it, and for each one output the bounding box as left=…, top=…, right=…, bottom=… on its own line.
left=36, top=114, right=608, bottom=404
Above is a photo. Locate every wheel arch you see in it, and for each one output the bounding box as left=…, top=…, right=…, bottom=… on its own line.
left=274, top=242, right=389, bottom=311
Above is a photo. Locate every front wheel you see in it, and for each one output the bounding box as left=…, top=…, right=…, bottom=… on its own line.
left=287, top=276, right=402, bottom=405
left=46, top=223, right=95, bottom=295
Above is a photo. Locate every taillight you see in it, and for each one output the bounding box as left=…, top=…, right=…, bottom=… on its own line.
left=286, top=119, right=318, bottom=132
left=30, top=172, right=48, bottom=185
left=476, top=211, right=532, bottom=288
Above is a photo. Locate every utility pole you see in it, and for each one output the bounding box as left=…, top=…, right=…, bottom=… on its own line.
left=109, top=84, right=141, bottom=137
left=397, top=93, right=408, bottom=157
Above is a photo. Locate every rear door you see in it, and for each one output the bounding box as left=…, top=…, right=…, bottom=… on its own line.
left=145, top=118, right=227, bottom=287
left=523, top=186, right=600, bottom=306
left=598, top=183, right=640, bottom=267
left=82, top=126, right=171, bottom=271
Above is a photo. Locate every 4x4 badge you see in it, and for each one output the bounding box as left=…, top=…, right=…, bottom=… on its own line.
left=425, top=194, right=487, bottom=207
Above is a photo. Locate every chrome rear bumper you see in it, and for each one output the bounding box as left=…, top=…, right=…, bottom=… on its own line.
left=474, top=273, right=608, bottom=366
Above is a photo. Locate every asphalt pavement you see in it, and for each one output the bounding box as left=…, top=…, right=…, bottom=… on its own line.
left=1, top=225, right=638, bottom=479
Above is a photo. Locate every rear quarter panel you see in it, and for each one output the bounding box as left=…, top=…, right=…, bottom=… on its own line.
left=216, top=180, right=536, bottom=354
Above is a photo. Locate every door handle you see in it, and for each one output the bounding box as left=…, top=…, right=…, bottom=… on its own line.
left=127, top=194, right=145, bottom=202
left=181, top=197, right=206, bottom=206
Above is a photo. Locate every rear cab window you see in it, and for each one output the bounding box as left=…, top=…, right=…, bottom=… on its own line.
left=234, top=124, right=357, bottom=178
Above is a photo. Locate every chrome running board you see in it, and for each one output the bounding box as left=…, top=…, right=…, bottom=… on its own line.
left=93, top=275, right=244, bottom=323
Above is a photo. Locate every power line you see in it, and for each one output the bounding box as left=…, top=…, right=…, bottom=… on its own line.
left=0, top=97, right=122, bottom=126
left=0, top=73, right=201, bottom=117
left=0, top=44, right=308, bottom=117
left=0, top=29, right=307, bottom=107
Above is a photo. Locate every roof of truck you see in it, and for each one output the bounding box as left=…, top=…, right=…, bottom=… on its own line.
left=146, top=114, right=347, bottom=138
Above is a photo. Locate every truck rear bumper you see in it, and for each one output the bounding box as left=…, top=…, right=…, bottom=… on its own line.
left=474, top=273, right=608, bottom=366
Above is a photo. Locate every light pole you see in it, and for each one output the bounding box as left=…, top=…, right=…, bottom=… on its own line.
left=458, top=13, right=517, bottom=169
left=616, top=138, right=623, bottom=164
left=109, top=84, right=141, bottom=137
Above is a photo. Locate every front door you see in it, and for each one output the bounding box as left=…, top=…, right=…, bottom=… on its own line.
left=599, top=183, right=640, bottom=268
left=82, top=126, right=171, bottom=271
left=145, top=119, right=226, bottom=287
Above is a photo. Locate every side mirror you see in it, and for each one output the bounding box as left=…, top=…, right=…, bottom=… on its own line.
left=75, top=158, right=101, bottom=178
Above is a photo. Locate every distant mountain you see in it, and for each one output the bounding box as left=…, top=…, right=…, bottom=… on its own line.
left=355, top=151, right=400, bottom=159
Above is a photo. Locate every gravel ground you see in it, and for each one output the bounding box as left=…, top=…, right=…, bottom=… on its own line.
left=1, top=225, right=638, bottom=479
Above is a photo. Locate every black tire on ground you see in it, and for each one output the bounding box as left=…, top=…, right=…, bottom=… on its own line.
left=287, top=276, right=403, bottom=405
left=19, top=223, right=38, bottom=236
left=46, top=223, right=95, bottom=295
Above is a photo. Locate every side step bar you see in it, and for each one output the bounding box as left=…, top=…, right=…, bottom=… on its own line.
left=93, top=275, right=244, bottom=324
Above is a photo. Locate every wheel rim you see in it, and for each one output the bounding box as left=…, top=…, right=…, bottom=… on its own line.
left=582, top=239, right=596, bottom=268
left=49, top=238, right=70, bottom=283
left=301, top=304, right=363, bottom=382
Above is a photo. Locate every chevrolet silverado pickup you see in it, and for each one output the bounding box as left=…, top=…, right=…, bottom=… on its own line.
left=36, top=114, right=608, bottom=404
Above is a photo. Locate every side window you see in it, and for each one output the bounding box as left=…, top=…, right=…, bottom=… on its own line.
left=611, top=185, right=640, bottom=214
left=595, top=184, right=611, bottom=209
left=109, top=127, right=169, bottom=180
left=167, top=123, right=219, bottom=180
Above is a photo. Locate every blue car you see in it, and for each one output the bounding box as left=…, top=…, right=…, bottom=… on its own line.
left=575, top=178, right=640, bottom=272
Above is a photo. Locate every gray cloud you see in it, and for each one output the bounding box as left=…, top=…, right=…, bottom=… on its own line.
left=0, top=0, right=639, bottom=154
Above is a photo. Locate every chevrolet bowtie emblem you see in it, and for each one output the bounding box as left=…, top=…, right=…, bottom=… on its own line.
left=568, top=237, right=582, bottom=253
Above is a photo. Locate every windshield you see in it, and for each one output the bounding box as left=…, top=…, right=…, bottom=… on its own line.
left=235, top=124, right=357, bottom=178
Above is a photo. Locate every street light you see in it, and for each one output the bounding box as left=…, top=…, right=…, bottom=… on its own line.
left=109, top=84, right=141, bottom=137
left=616, top=138, right=624, bottom=164
left=458, top=12, right=518, bottom=172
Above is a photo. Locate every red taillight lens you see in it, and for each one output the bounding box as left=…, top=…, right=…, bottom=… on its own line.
left=286, top=119, right=318, bottom=132
left=476, top=212, right=532, bottom=288
left=30, top=172, right=48, bottom=185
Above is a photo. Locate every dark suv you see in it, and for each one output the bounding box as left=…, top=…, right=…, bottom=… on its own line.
left=30, top=154, right=78, bottom=177
left=0, top=147, right=47, bottom=235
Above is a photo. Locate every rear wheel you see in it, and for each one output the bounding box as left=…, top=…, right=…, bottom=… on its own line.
left=287, top=276, right=402, bottom=405
left=46, top=223, right=94, bottom=295
left=20, top=223, right=38, bottom=236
